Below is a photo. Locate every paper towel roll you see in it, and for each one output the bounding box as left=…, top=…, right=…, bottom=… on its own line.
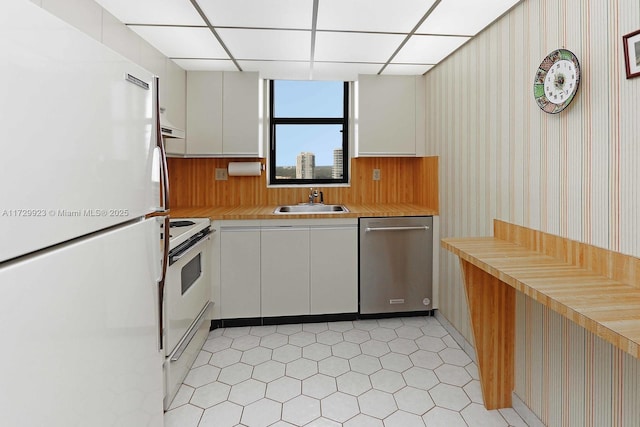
left=228, top=162, right=262, bottom=177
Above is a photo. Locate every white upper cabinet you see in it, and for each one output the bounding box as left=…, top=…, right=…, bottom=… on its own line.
left=186, top=71, right=224, bottom=155
left=222, top=71, right=262, bottom=157
left=163, top=59, right=187, bottom=156
left=357, top=74, right=425, bottom=157
left=164, top=61, right=186, bottom=128
left=185, top=70, right=262, bottom=157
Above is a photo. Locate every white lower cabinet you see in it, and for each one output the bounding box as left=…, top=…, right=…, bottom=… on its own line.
left=310, top=225, right=358, bottom=314
left=218, top=219, right=358, bottom=319
left=220, top=225, right=261, bottom=319
left=261, top=226, right=310, bottom=317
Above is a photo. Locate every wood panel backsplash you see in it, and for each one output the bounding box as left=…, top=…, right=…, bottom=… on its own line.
left=167, top=156, right=438, bottom=211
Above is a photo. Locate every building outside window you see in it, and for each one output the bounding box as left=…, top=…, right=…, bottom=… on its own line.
left=269, top=80, right=348, bottom=185
left=332, top=149, right=343, bottom=179
left=296, top=152, right=315, bottom=179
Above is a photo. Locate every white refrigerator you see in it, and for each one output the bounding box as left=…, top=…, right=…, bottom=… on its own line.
left=0, top=1, right=167, bottom=425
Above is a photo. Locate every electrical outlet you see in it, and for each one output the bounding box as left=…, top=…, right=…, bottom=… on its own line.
left=215, top=168, right=228, bottom=181
left=372, top=169, right=381, bottom=181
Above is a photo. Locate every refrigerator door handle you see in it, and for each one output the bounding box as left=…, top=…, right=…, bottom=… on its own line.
left=158, top=215, right=170, bottom=351
left=154, top=76, right=170, bottom=213
left=152, top=217, right=163, bottom=282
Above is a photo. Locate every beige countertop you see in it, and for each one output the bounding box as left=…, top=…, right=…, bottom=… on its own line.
left=169, top=203, right=437, bottom=221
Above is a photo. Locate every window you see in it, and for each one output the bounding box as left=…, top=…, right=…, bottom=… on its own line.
left=269, top=80, right=349, bottom=185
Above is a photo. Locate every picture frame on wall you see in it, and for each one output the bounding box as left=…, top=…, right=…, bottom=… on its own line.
left=623, top=29, right=640, bottom=79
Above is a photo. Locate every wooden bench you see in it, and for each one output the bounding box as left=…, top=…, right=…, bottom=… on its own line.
left=441, top=219, right=640, bottom=409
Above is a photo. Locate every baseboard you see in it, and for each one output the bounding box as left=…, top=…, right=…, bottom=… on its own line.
left=261, top=313, right=359, bottom=326
left=211, top=310, right=436, bottom=330
left=210, top=312, right=358, bottom=329
left=357, top=309, right=434, bottom=320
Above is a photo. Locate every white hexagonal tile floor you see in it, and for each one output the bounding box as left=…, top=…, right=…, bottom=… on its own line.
left=321, top=391, right=360, bottom=423
left=208, top=348, right=242, bottom=368
left=282, top=395, right=321, bottom=425
left=302, top=374, right=337, bottom=399
left=164, top=316, right=529, bottom=426
left=318, top=356, right=350, bottom=377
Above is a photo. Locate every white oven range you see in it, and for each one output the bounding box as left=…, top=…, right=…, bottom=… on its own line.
left=164, top=217, right=214, bottom=409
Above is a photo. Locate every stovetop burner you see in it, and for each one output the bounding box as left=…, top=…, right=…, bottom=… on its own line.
left=170, top=220, right=195, bottom=228
left=168, top=218, right=210, bottom=251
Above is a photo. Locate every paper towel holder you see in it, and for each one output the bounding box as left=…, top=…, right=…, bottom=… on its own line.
left=227, top=161, right=263, bottom=177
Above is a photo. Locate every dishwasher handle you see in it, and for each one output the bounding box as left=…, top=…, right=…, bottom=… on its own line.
left=365, top=225, right=430, bottom=232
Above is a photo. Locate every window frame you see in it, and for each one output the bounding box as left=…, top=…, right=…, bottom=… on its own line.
left=268, top=80, right=349, bottom=185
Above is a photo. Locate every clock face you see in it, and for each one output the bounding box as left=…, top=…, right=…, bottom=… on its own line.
left=533, top=49, right=581, bottom=114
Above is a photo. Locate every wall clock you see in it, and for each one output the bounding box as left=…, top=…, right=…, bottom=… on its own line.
left=533, top=49, right=581, bottom=114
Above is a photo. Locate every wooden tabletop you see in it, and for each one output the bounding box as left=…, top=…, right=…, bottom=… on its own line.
left=442, top=236, right=640, bottom=358
left=169, top=203, right=437, bottom=220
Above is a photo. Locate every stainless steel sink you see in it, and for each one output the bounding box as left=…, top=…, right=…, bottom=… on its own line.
left=273, top=204, right=349, bottom=214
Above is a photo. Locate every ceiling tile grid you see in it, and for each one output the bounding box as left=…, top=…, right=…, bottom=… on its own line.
left=199, top=0, right=314, bottom=30
left=95, top=0, right=205, bottom=25
left=394, top=35, right=472, bottom=64
left=172, top=58, right=238, bottom=71
left=217, top=28, right=312, bottom=61
left=314, top=31, right=406, bottom=63
left=315, top=0, right=437, bottom=33
left=94, top=0, right=522, bottom=80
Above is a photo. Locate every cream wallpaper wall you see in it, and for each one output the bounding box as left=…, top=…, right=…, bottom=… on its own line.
left=425, top=0, right=640, bottom=425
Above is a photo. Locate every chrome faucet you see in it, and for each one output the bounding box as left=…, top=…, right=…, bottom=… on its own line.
left=308, top=188, right=323, bottom=204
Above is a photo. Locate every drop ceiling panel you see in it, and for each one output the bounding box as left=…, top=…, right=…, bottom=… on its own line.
left=239, top=60, right=312, bottom=80
left=94, top=0, right=204, bottom=25
left=383, top=64, right=434, bottom=75
left=198, top=0, right=314, bottom=29
left=316, top=0, right=436, bottom=33
left=314, top=32, right=405, bottom=63
left=418, top=0, right=521, bottom=35
left=128, top=26, right=229, bottom=58
left=172, top=59, right=238, bottom=71
left=394, top=35, right=470, bottom=64
left=312, top=62, right=381, bottom=81
left=93, top=0, right=519, bottom=77
left=218, top=28, right=311, bottom=61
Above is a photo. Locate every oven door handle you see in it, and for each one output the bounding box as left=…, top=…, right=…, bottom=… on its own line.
left=170, top=229, right=215, bottom=265
left=169, top=301, right=213, bottom=362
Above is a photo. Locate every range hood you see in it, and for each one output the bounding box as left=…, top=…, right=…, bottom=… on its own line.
left=159, top=108, right=185, bottom=139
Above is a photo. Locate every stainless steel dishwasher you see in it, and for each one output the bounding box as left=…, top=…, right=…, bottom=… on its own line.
left=359, top=216, right=433, bottom=314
